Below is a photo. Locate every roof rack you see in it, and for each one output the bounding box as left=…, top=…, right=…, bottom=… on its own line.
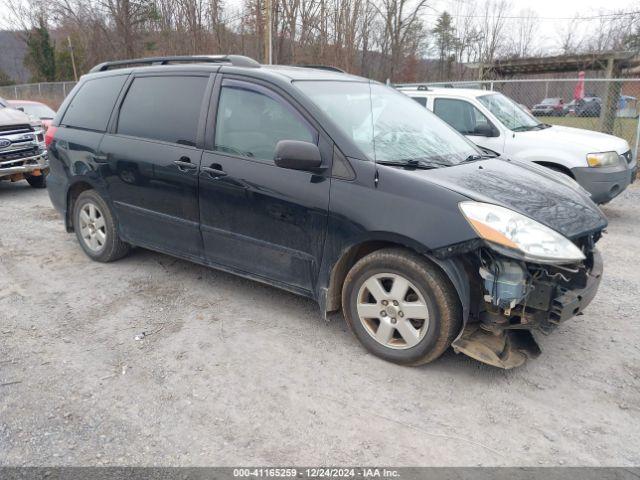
left=296, top=64, right=345, bottom=73
left=89, top=55, right=260, bottom=73
left=394, top=83, right=430, bottom=91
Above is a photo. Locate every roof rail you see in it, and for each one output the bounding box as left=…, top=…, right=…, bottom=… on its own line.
left=296, top=64, right=345, bottom=73
left=89, top=55, right=260, bottom=73
left=394, top=83, right=430, bottom=91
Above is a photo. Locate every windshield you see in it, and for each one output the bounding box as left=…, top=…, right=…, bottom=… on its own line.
left=295, top=81, right=480, bottom=166
left=478, top=93, right=540, bottom=131
left=541, top=98, right=560, bottom=105
left=12, top=103, right=56, bottom=119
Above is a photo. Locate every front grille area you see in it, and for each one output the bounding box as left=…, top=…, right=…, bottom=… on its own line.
left=572, top=231, right=603, bottom=272
left=573, top=231, right=602, bottom=252
left=0, top=124, right=33, bottom=135
left=0, top=147, right=40, bottom=164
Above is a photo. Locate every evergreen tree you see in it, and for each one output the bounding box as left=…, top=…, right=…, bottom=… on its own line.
left=24, top=16, right=56, bottom=82
left=0, top=69, right=14, bottom=86
left=432, top=11, right=457, bottom=81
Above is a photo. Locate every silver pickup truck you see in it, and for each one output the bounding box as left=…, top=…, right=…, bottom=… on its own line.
left=0, top=105, right=49, bottom=188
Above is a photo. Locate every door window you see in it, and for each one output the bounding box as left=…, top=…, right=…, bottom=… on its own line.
left=117, top=76, right=208, bottom=146
left=433, top=98, right=493, bottom=136
left=411, top=97, right=427, bottom=107
left=214, top=80, right=316, bottom=161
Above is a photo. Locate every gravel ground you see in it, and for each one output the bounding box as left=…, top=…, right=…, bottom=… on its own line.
left=0, top=180, right=639, bottom=467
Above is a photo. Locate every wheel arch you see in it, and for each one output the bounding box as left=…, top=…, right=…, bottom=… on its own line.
left=65, top=179, right=99, bottom=232
left=532, top=161, right=575, bottom=178
left=322, top=238, right=471, bottom=328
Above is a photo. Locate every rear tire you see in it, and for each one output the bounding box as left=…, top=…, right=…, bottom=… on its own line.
left=25, top=172, right=47, bottom=188
left=73, top=190, right=130, bottom=262
left=342, top=248, right=461, bottom=366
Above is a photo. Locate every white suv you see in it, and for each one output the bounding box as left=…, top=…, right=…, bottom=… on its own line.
left=398, top=86, right=637, bottom=204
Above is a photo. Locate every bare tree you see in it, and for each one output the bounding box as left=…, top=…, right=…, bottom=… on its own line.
left=507, top=8, right=539, bottom=58
left=375, top=0, right=429, bottom=81
left=478, top=0, right=510, bottom=63
left=557, top=16, right=583, bottom=55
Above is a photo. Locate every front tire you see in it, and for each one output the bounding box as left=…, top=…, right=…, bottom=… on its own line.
left=342, top=248, right=461, bottom=366
left=25, top=172, right=47, bottom=188
left=73, top=190, right=130, bottom=262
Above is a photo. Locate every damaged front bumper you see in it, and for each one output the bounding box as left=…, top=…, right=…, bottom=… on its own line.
left=0, top=151, right=49, bottom=180
left=452, top=249, right=603, bottom=369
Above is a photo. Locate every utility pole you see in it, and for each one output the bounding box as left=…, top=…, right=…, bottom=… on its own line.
left=263, top=0, right=272, bottom=64
left=68, top=36, right=78, bottom=81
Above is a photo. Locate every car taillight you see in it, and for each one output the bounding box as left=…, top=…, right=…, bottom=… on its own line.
left=45, top=125, right=57, bottom=148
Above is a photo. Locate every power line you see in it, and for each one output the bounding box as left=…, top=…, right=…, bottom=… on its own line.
left=423, top=10, right=640, bottom=21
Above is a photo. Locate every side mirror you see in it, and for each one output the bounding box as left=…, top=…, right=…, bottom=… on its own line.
left=274, top=140, right=322, bottom=171
left=473, top=123, right=498, bottom=137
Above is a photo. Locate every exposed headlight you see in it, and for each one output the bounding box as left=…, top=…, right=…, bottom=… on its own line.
left=587, top=151, right=620, bottom=168
left=459, top=201, right=585, bottom=264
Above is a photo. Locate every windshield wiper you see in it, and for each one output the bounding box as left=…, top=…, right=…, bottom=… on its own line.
left=461, top=154, right=496, bottom=163
left=512, top=123, right=549, bottom=132
left=376, top=159, right=444, bottom=169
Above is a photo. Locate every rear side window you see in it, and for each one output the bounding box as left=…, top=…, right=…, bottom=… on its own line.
left=62, top=75, right=127, bottom=131
left=117, top=76, right=208, bottom=146
left=411, top=97, right=427, bottom=107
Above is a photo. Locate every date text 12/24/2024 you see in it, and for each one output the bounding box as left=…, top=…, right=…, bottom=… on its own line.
left=232, top=468, right=400, bottom=478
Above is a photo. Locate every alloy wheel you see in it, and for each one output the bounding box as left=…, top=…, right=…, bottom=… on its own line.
left=79, top=202, right=107, bottom=252
left=356, top=273, right=430, bottom=350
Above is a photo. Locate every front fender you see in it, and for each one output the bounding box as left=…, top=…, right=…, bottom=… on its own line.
left=510, top=148, right=584, bottom=169
left=316, top=230, right=472, bottom=330
left=425, top=254, right=471, bottom=328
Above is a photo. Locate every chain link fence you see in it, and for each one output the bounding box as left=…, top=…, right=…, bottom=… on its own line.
left=2, top=78, right=639, bottom=157
left=424, top=78, right=640, bottom=159
left=0, top=82, right=77, bottom=109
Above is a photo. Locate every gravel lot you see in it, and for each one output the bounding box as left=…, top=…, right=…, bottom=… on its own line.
left=1, top=180, right=639, bottom=467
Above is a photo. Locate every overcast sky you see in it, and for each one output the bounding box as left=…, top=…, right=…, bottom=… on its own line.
left=437, top=0, right=638, bottom=52
left=1, top=0, right=638, bottom=53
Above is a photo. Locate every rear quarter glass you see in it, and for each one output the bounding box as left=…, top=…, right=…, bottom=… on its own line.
left=61, top=75, right=128, bottom=131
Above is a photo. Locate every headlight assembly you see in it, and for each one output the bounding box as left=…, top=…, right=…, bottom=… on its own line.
left=459, top=201, right=585, bottom=264
left=587, top=151, right=620, bottom=168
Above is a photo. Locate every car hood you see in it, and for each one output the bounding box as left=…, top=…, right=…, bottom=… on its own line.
left=523, top=125, right=629, bottom=154
left=414, top=158, right=607, bottom=239
left=0, top=107, right=31, bottom=126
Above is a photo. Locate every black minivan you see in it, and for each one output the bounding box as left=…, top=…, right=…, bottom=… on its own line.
left=46, top=55, right=606, bottom=369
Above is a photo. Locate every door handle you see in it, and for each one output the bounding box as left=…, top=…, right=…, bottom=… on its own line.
left=174, top=157, right=197, bottom=171
left=201, top=164, right=227, bottom=178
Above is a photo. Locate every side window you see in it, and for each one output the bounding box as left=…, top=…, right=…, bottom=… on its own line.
left=411, top=97, right=427, bottom=107
left=62, top=75, right=127, bottom=131
left=433, top=98, right=492, bottom=136
left=214, top=81, right=316, bottom=161
left=117, top=76, right=208, bottom=146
